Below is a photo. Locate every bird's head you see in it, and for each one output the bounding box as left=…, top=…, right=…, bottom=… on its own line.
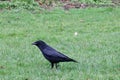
left=32, top=40, right=46, bottom=46
left=32, top=40, right=47, bottom=50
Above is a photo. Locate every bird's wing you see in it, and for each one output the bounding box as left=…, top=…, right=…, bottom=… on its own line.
left=43, top=46, right=69, bottom=59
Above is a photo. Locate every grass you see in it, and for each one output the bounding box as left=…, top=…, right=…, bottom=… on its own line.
left=0, top=7, right=120, bottom=80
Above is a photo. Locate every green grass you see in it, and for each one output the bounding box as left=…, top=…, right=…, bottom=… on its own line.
left=0, top=7, right=120, bottom=80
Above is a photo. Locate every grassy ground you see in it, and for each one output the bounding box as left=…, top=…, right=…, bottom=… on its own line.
left=0, top=7, right=120, bottom=80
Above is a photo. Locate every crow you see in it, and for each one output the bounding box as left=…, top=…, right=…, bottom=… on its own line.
left=32, top=40, right=77, bottom=69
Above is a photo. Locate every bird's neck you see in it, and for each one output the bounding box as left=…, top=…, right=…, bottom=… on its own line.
left=37, top=44, right=47, bottom=50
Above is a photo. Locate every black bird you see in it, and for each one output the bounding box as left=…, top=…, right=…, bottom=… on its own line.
left=32, top=40, right=77, bottom=69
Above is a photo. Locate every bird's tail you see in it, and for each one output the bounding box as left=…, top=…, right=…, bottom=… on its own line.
left=70, top=59, right=78, bottom=63
left=67, top=58, right=78, bottom=63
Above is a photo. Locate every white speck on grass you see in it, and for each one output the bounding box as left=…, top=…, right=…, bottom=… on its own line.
left=74, top=32, right=78, bottom=36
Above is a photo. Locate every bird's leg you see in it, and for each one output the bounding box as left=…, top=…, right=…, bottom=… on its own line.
left=51, top=63, right=54, bottom=69
left=55, top=63, right=59, bottom=69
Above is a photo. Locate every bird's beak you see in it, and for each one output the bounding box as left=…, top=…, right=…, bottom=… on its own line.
left=32, top=42, right=36, bottom=45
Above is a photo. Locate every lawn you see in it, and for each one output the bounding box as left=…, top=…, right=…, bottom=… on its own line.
left=0, top=7, right=120, bottom=80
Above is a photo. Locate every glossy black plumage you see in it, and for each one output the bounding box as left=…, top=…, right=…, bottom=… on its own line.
left=32, top=40, right=77, bottom=68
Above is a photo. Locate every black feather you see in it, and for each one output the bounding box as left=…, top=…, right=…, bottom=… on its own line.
left=32, top=40, right=78, bottom=69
